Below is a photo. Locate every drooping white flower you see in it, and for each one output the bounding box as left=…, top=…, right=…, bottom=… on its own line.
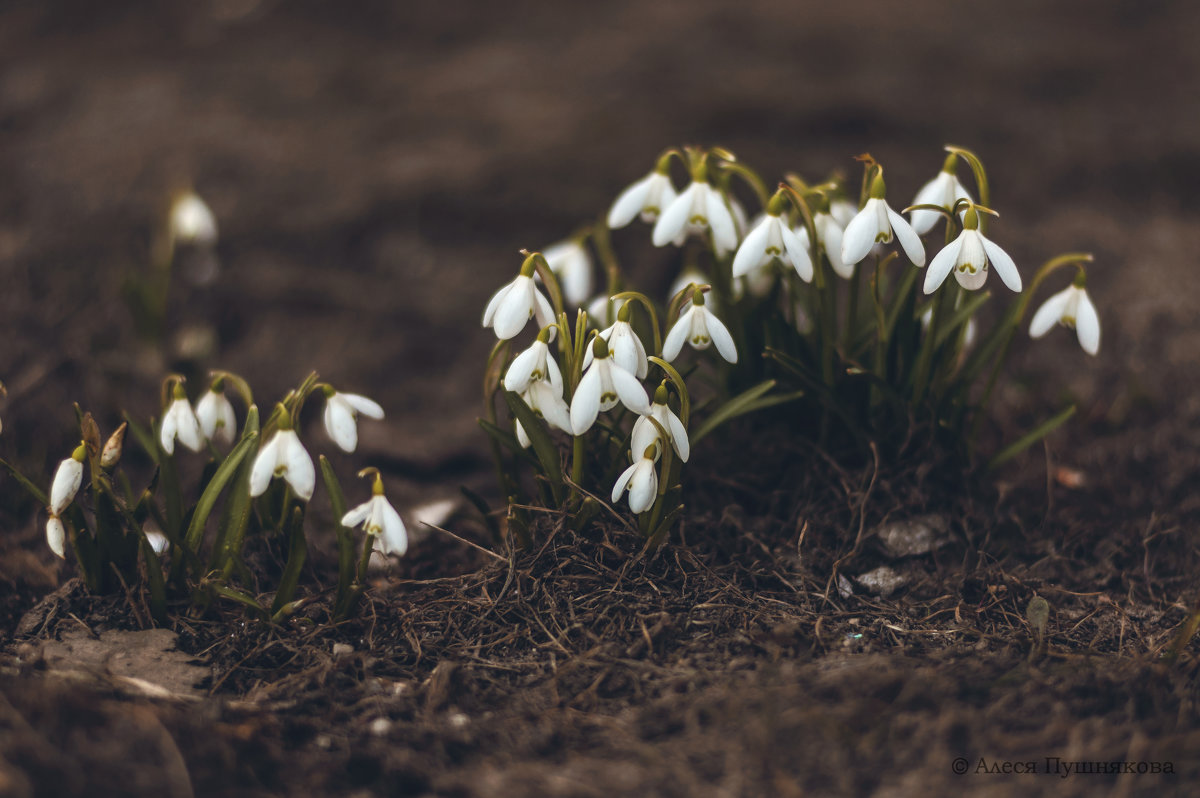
left=796, top=210, right=850, bottom=279
left=662, top=290, right=738, bottom=364
left=1028, top=282, right=1100, bottom=355
left=611, top=444, right=659, bottom=514
left=482, top=258, right=556, bottom=340
left=732, top=210, right=813, bottom=282
left=49, top=444, right=86, bottom=516
left=583, top=305, right=648, bottom=379
left=840, top=176, right=925, bottom=268
left=653, top=180, right=739, bottom=256
left=160, top=385, right=205, bottom=455
left=342, top=474, right=408, bottom=557
left=608, top=169, right=678, bottom=228
left=504, top=331, right=563, bottom=394
left=249, top=424, right=315, bottom=501
left=830, top=198, right=858, bottom=230
left=570, top=337, right=650, bottom=435
left=542, top=240, right=593, bottom=308
left=196, top=384, right=237, bottom=446
left=169, top=191, right=218, bottom=246
left=631, top=385, right=690, bottom=463
left=46, top=516, right=66, bottom=559
left=515, top=379, right=572, bottom=448
left=323, top=389, right=385, bottom=453
left=909, top=157, right=972, bottom=236
left=923, top=209, right=1020, bottom=294
left=145, top=527, right=170, bottom=555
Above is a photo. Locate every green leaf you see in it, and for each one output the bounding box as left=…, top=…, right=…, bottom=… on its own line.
left=692, top=380, right=803, bottom=444
left=209, top=584, right=269, bottom=620
left=123, top=413, right=160, bottom=465
left=321, top=456, right=357, bottom=617
left=501, top=391, right=563, bottom=487
left=213, top=405, right=260, bottom=577
left=986, top=404, right=1076, bottom=470
left=478, top=418, right=541, bottom=468
left=183, top=430, right=257, bottom=552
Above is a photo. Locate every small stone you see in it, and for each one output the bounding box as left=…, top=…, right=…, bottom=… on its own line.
left=332, top=643, right=354, bottom=659
left=874, top=515, right=951, bottom=558
left=854, top=565, right=909, bottom=597
left=368, top=717, right=391, bottom=736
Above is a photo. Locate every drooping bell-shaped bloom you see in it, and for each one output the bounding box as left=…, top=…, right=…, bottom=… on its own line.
left=541, top=239, right=593, bottom=308
left=732, top=207, right=813, bottom=283
left=49, top=444, right=86, bottom=516
left=160, top=384, right=205, bottom=455
left=323, top=388, right=385, bottom=453
left=841, top=176, right=925, bottom=268
left=570, top=337, right=650, bottom=435
left=612, top=444, right=660, bottom=514
left=1028, top=281, right=1100, bottom=355
left=909, top=154, right=972, bottom=236
left=169, top=191, right=218, bottom=246
left=504, top=330, right=562, bottom=394
left=342, top=473, right=408, bottom=557
left=196, top=383, right=237, bottom=446
left=653, top=179, right=739, bottom=256
left=631, top=384, right=690, bottom=463
left=249, top=421, right=315, bottom=501
left=608, top=166, right=679, bottom=229
left=482, top=256, right=556, bottom=340
left=662, top=290, right=737, bottom=364
left=923, top=208, right=1020, bottom=294
left=796, top=209, right=850, bottom=279
left=583, top=304, right=648, bottom=379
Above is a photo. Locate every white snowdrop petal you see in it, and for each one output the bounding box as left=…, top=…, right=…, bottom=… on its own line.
left=196, top=393, right=220, bottom=439
left=249, top=435, right=280, bottom=497
left=482, top=281, right=511, bottom=328
left=628, top=462, right=658, bottom=514
left=504, top=346, right=541, bottom=393
left=887, top=208, right=926, bottom=267
left=706, top=312, right=738, bottom=364
left=981, top=237, right=1021, bottom=292
left=282, top=434, right=315, bottom=501
left=607, top=175, right=653, bottom=228
left=909, top=174, right=949, bottom=236
left=546, top=354, right=564, bottom=393
left=379, top=501, right=409, bottom=556
left=176, top=403, right=205, bottom=453
left=570, top=368, right=602, bottom=435
left=325, top=400, right=358, bottom=453
left=609, top=365, right=650, bottom=415
left=493, top=281, right=534, bottom=340
left=667, top=412, right=690, bottom=463
left=341, top=500, right=373, bottom=528
left=159, top=409, right=178, bottom=455
left=611, top=463, right=637, bottom=503
left=515, top=420, right=531, bottom=448
left=662, top=309, right=693, bottom=361
left=531, top=382, right=571, bottom=432
left=705, top=189, right=739, bottom=255
left=630, top=416, right=657, bottom=461
left=732, top=219, right=770, bottom=278
left=1075, top=291, right=1101, bottom=355
left=46, top=517, right=66, bottom=559
left=533, top=287, right=557, bottom=329
left=344, top=393, right=385, bottom=419
left=50, top=458, right=83, bottom=515
left=924, top=238, right=962, bottom=294
left=780, top=223, right=813, bottom=282
left=820, top=218, right=851, bottom=279
left=652, top=184, right=697, bottom=247
left=840, top=204, right=880, bottom=266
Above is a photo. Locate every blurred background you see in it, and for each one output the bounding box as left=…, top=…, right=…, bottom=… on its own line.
left=1, top=0, right=1198, bottom=541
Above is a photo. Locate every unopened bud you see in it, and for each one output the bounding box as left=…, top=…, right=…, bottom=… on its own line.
left=100, top=422, right=127, bottom=469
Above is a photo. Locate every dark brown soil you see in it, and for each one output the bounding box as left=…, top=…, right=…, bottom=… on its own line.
left=2, top=1, right=1199, bottom=796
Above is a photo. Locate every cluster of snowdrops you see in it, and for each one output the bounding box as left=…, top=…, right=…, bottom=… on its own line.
left=481, top=145, right=1099, bottom=547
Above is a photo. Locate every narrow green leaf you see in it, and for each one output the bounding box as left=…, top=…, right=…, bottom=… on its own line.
left=210, top=584, right=269, bottom=620
left=692, top=380, right=803, bottom=444
left=987, top=404, right=1076, bottom=470
left=123, top=413, right=160, bottom=465
left=478, top=418, right=542, bottom=468
left=140, top=536, right=168, bottom=625
left=183, top=430, right=257, bottom=552
left=320, top=456, right=356, bottom=615
left=270, top=505, right=308, bottom=615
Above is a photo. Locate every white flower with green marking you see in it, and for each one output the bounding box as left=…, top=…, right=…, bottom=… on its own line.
left=653, top=180, right=739, bottom=256
left=196, top=384, right=237, bottom=446
left=249, top=424, right=315, bottom=501
left=608, top=168, right=678, bottom=228
left=483, top=257, right=556, bottom=340
left=342, top=473, right=408, bottom=556
left=631, top=385, right=690, bottom=463
left=323, top=388, right=385, bottom=453
left=733, top=210, right=813, bottom=282
left=841, top=176, right=925, bottom=268
left=1029, top=282, right=1100, bottom=355
left=663, top=290, right=737, bottom=364
left=570, top=337, right=650, bottom=435
left=542, top=240, right=593, bottom=308
left=909, top=155, right=972, bottom=236
left=923, top=208, right=1020, bottom=294
left=583, top=305, right=648, bottom=379
left=160, top=385, right=205, bottom=455
left=612, top=444, right=659, bottom=514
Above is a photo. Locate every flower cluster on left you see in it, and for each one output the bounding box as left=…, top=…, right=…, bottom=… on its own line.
left=1, top=370, right=407, bottom=624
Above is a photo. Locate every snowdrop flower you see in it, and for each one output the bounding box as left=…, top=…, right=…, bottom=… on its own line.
left=841, top=176, right=925, bottom=268
left=482, top=256, right=556, bottom=340
left=608, top=160, right=678, bottom=228
left=145, top=527, right=170, bottom=555
left=504, top=328, right=562, bottom=393
left=160, top=384, right=205, bottom=455
left=342, top=471, right=408, bottom=557
left=50, top=444, right=86, bottom=516
left=323, top=387, right=385, bottom=453
left=1028, top=280, right=1100, bottom=355
left=923, top=207, right=1020, bottom=294
left=909, top=154, right=972, bottom=236
left=796, top=207, right=850, bottom=279
left=249, top=417, right=315, bottom=501
left=196, top=381, right=237, bottom=446
left=169, top=191, right=218, bottom=246
left=732, top=194, right=813, bottom=282
left=830, top=198, right=858, bottom=230
left=570, top=336, right=650, bottom=435
left=631, top=384, right=690, bottom=463
left=611, top=444, right=659, bottom=514
left=46, top=516, right=67, bottom=559
left=653, top=169, right=739, bottom=256
left=583, top=304, right=648, bottom=379
left=515, top=379, right=572, bottom=448
left=542, top=239, right=593, bottom=308
left=662, top=289, right=737, bottom=364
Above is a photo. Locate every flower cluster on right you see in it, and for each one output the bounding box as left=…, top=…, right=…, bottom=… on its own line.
left=480, top=145, right=1099, bottom=544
